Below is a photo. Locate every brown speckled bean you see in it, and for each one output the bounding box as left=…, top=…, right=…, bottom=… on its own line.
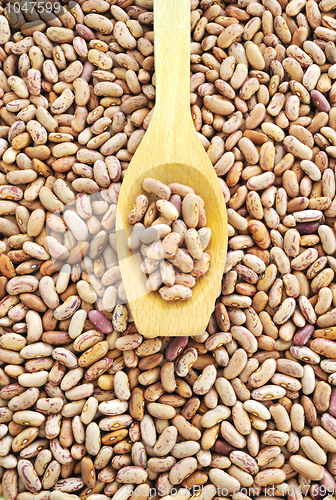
left=1, top=1, right=336, bottom=497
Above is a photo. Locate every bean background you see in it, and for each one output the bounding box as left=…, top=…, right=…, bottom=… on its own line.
left=1, top=0, right=336, bottom=499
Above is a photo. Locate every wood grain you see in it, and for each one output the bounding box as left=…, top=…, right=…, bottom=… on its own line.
left=116, top=0, right=228, bottom=338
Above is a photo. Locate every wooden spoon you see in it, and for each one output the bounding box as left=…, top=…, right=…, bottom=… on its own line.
left=116, top=0, right=227, bottom=338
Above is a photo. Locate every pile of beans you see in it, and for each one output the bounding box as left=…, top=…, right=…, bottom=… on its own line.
left=127, top=178, right=212, bottom=301
left=3, top=0, right=336, bottom=499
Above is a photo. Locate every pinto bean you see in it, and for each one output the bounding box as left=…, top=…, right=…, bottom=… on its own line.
left=0, top=1, right=336, bottom=498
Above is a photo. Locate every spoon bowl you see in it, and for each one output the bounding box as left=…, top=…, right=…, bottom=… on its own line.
left=116, top=0, right=227, bottom=338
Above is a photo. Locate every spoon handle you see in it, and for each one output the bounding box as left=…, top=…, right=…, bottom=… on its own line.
left=149, top=0, right=193, bottom=148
